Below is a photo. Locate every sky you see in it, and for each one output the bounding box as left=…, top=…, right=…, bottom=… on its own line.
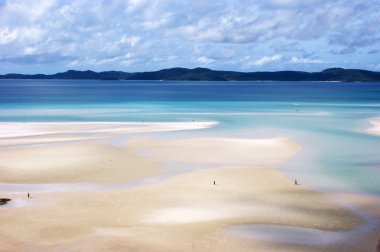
left=0, top=0, right=379, bottom=74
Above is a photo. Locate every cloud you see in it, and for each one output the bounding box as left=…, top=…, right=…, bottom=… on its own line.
left=2, top=53, right=75, bottom=64
left=339, top=47, right=356, bottom=55
left=270, top=40, right=304, bottom=53
left=0, top=27, right=17, bottom=45
left=368, top=49, right=379, bottom=55
left=252, top=55, right=282, bottom=66
left=265, top=0, right=321, bottom=8
left=118, top=36, right=141, bottom=47
left=290, top=57, right=325, bottom=64
left=0, top=0, right=379, bottom=73
left=197, top=56, right=215, bottom=66
left=164, top=0, right=380, bottom=47
left=370, top=64, right=380, bottom=71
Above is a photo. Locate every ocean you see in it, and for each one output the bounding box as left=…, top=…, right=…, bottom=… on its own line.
left=1, top=79, right=380, bottom=195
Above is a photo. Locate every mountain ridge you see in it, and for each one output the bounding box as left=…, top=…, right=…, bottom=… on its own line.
left=1, top=67, right=380, bottom=82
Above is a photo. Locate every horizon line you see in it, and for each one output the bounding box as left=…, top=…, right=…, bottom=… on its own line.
left=1, top=66, right=379, bottom=76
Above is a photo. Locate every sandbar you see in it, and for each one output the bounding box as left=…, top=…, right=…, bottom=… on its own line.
left=0, top=121, right=218, bottom=146
left=0, top=121, right=379, bottom=251
left=368, top=118, right=380, bottom=136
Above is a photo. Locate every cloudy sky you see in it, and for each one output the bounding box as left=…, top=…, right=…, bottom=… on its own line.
left=0, top=0, right=379, bottom=74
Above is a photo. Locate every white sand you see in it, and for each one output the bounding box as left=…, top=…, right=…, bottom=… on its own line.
left=126, top=137, right=301, bottom=166
left=0, top=121, right=218, bottom=146
left=368, top=118, right=380, bottom=136
left=0, top=167, right=369, bottom=252
left=0, top=121, right=378, bottom=251
left=0, top=142, right=166, bottom=183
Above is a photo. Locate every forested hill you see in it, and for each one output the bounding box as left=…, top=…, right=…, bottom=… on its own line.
left=1, top=67, right=380, bottom=82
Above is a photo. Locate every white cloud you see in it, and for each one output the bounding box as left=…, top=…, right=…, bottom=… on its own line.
left=370, top=64, right=380, bottom=71
left=267, top=0, right=321, bottom=8
left=126, top=0, right=149, bottom=12
left=66, top=60, right=79, bottom=67
left=0, top=0, right=379, bottom=73
left=252, top=55, right=282, bottom=66
left=290, top=57, right=325, bottom=64
left=119, top=36, right=141, bottom=47
left=2, top=0, right=56, bottom=22
left=0, top=27, right=18, bottom=45
left=23, top=47, right=37, bottom=55
left=197, top=56, right=215, bottom=66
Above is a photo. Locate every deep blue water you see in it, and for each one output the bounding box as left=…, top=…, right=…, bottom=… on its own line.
left=1, top=79, right=380, bottom=195
left=1, top=79, right=380, bottom=104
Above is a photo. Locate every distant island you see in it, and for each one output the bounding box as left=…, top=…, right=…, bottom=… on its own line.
left=1, top=67, right=380, bottom=82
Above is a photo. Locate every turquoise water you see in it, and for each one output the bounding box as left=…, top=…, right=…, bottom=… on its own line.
left=1, top=79, right=380, bottom=195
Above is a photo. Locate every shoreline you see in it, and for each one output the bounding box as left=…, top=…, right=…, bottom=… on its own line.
left=0, top=121, right=218, bottom=138
left=0, top=121, right=218, bottom=147
left=1, top=68, right=379, bottom=82
left=368, top=117, right=380, bottom=136
left=0, top=121, right=379, bottom=251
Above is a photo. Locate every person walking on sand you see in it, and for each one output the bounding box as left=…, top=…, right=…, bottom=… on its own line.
left=294, top=179, right=299, bottom=185
left=27, top=193, right=30, bottom=198
left=213, top=180, right=216, bottom=185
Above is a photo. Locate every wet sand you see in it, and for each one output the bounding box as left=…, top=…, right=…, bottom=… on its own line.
left=0, top=122, right=379, bottom=251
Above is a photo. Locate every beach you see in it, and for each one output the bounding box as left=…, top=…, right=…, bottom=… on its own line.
left=368, top=118, right=380, bottom=136
left=1, top=121, right=379, bottom=251
left=1, top=0, right=380, bottom=250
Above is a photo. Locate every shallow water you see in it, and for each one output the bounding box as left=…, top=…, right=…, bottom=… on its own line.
left=1, top=80, right=380, bottom=195
left=229, top=193, right=380, bottom=246
left=0, top=198, right=32, bottom=208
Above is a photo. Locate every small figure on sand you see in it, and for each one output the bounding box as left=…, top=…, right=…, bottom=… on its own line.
left=213, top=180, right=216, bottom=185
left=294, top=179, right=299, bottom=185
left=27, top=193, right=30, bottom=198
